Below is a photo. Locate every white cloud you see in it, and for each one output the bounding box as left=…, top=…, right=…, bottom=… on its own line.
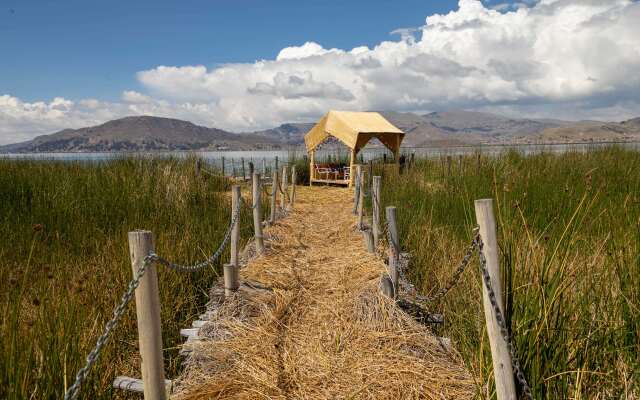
left=2, top=0, right=640, bottom=145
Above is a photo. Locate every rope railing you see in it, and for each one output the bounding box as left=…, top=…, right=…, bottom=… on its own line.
left=64, top=167, right=299, bottom=400
left=362, top=176, right=532, bottom=400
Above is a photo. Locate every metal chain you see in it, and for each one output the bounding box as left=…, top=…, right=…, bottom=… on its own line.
left=477, top=235, right=534, bottom=400
left=414, top=228, right=479, bottom=303
left=149, top=198, right=242, bottom=272
left=63, top=257, right=152, bottom=400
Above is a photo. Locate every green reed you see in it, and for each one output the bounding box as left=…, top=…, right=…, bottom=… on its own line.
left=0, top=157, right=254, bottom=399
left=372, top=147, right=639, bottom=399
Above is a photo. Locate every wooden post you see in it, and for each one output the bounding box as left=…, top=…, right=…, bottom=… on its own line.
left=248, top=162, right=254, bottom=184
left=230, top=185, right=240, bottom=267
left=446, top=155, right=452, bottom=176
left=231, top=158, right=236, bottom=178
left=262, top=158, right=267, bottom=174
left=458, top=155, right=463, bottom=175
left=356, top=169, right=365, bottom=230
left=477, top=152, right=481, bottom=174
left=372, top=176, right=381, bottom=247
left=363, top=229, right=374, bottom=253
left=223, top=263, right=239, bottom=297
left=195, top=159, right=201, bottom=177
left=241, top=158, right=246, bottom=181
left=385, top=206, right=399, bottom=298
left=368, top=160, right=373, bottom=191
left=275, top=156, right=279, bottom=173
left=252, top=173, right=264, bottom=253
left=290, top=166, right=297, bottom=207
left=309, top=150, right=315, bottom=186
left=474, top=199, right=517, bottom=400
left=352, top=165, right=362, bottom=215
left=128, top=231, right=167, bottom=400
left=270, top=170, right=278, bottom=224
left=280, top=165, right=288, bottom=211
left=410, top=153, right=415, bottom=169
left=221, top=156, right=225, bottom=176
left=380, top=275, right=394, bottom=298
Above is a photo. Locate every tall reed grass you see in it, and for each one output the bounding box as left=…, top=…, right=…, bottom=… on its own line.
left=372, top=147, right=639, bottom=398
left=0, top=157, right=255, bottom=399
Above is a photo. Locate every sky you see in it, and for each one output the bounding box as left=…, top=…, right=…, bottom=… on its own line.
left=1, top=0, right=639, bottom=144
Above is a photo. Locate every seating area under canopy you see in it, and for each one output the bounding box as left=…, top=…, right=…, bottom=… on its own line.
left=304, top=110, right=405, bottom=187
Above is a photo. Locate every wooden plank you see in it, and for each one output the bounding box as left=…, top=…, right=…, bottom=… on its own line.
left=180, top=328, right=201, bottom=339
left=113, top=376, right=172, bottom=393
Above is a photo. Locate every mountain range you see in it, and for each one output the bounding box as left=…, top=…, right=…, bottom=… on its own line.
left=2, top=111, right=640, bottom=153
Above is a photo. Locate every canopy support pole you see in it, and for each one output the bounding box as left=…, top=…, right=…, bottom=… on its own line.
left=349, top=147, right=356, bottom=188
left=309, top=150, right=315, bottom=186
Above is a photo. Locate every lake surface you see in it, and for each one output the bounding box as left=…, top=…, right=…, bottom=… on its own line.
left=2, top=142, right=638, bottom=177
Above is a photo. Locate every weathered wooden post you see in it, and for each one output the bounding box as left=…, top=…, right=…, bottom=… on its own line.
left=270, top=170, right=278, bottom=224
left=252, top=173, right=265, bottom=253
left=290, top=166, right=297, bottom=207
left=363, top=229, right=374, bottom=253
left=368, top=160, right=373, bottom=191
left=275, top=156, right=279, bottom=173
left=128, top=231, right=167, bottom=400
left=230, top=185, right=240, bottom=267
left=385, top=206, right=399, bottom=298
left=356, top=170, right=365, bottom=230
left=446, top=155, right=452, bottom=176
left=410, top=153, right=415, bottom=169
left=352, top=165, right=362, bottom=215
left=262, top=158, right=267, bottom=174
left=231, top=158, right=236, bottom=178
left=195, top=159, right=201, bottom=177
left=372, top=176, right=381, bottom=246
left=241, top=158, right=246, bottom=181
left=248, top=162, right=254, bottom=184
left=458, top=155, right=463, bottom=175
left=221, top=156, right=225, bottom=176
left=223, top=186, right=241, bottom=297
left=474, top=199, right=517, bottom=400
left=477, top=152, right=481, bottom=174
left=280, top=165, right=289, bottom=211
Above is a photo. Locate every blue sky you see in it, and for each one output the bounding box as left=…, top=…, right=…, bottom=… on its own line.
left=1, top=0, right=464, bottom=102
left=1, top=0, right=639, bottom=144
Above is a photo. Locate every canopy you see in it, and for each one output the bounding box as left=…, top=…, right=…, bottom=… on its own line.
left=304, top=111, right=405, bottom=187
left=304, top=111, right=404, bottom=154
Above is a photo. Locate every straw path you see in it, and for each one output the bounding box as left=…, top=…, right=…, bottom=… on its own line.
left=173, top=186, right=475, bottom=399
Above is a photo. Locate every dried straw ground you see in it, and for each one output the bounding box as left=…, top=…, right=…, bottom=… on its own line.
left=174, top=186, right=474, bottom=399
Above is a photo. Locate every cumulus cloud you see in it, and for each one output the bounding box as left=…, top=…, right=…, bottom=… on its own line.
left=2, top=0, right=640, bottom=145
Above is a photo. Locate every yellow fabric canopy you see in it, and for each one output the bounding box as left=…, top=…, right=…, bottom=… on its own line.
left=304, top=111, right=404, bottom=154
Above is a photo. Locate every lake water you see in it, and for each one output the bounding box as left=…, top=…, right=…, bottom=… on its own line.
left=2, top=142, right=638, bottom=177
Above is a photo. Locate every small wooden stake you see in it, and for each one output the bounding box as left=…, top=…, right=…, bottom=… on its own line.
left=280, top=165, right=289, bottom=211
left=270, top=170, right=278, bottom=224
left=223, top=263, right=239, bottom=297
left=252, top=172, right=264, bottom=253
left=128, top=231, right=167, bottom=400
left=363, top=229, right=374, bottom=253
left=221, top=156, right=225, bottom=176
left=385, top=206, right=399, bottom=297
left=446, top=155, right=452, bottom=176
left=372, top=176, right=381, bottom=247
left=475, top=199, right=517, bottom=400
left=290, top=166, right=297, bottom=207
left=241, top=158, right=246, bottom=181
left=195, top=159, right=201, bottom=177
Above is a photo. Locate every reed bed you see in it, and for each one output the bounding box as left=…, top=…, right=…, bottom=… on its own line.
left=369, top=147, right=640, bottom=399
left=0, top=157, right=257, bottom=399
